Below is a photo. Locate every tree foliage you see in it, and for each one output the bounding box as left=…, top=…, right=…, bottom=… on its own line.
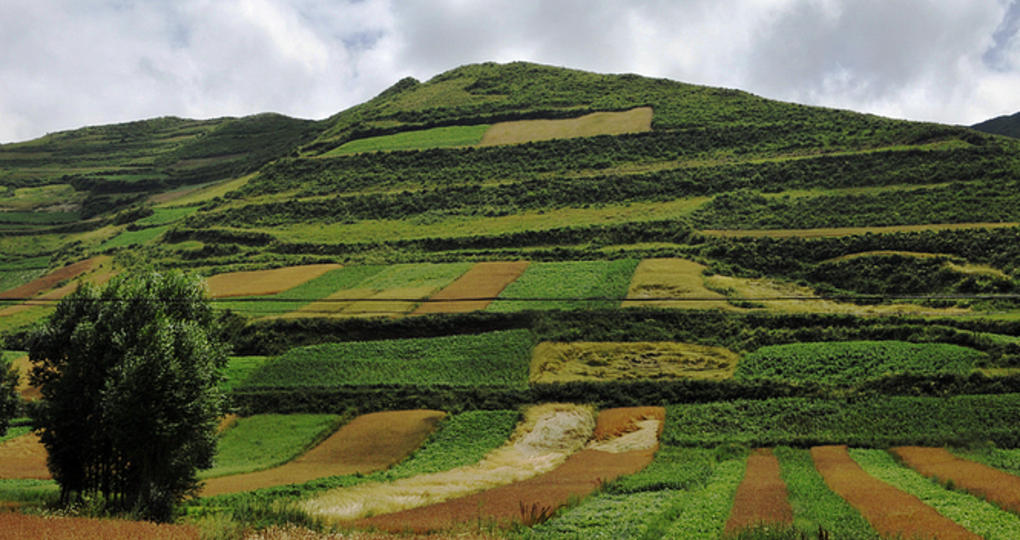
left=28, top=271, right=228, bottom=521
left=0, top=340, right=19, bottom=438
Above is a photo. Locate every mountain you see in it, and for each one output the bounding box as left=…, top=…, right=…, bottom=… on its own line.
left=973, top=110, right=1020, bottom=139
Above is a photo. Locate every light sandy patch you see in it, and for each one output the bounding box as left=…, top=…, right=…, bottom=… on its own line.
left=622, top=258, right=731, bottom=310
left=207, top=264, right=342, bottom=298
left=530, top=342, right=738, bottom=384
left=411, top=261, right=530, bottom=315
left=706, top=274, right=970, bottom=316
left=480, top=107, right=652, bottom=146
left=302, top=404, right=595, bottom=523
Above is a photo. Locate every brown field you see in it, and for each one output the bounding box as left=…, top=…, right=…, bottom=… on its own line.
left=811, top=445, right=978, bottom=540
left=356, top=408, right=659, bottom=533
left=724, top=448, right=793, bottom=535
left=700, top=222, right=1019, bottom=239
left=206, top=264, right=342, bottom=298
left=621, top=258, right=732, bottom=310
left=0, top=434, right=51, bottom=479
left=0, top=271, right=117, bottom=319
left=9, top=355, right=38, bottom=401
left=303, top=404, right=596, bottom=523
left=479, top=107, right=653, bottom=146
left=891, top=446, right=1020, bottom=513
left=410, top=261, right=529, bottom=315
left=292, top=286, right=435, bottom=318
left=529, top=342, right=738, bottom=383
left=0, top=513, right=199, bottom=540
left=200, top=410, right=446, bottom=497
left=243, top=525, right=503, bottom=540
left=0, top=256, right=109, bottom=299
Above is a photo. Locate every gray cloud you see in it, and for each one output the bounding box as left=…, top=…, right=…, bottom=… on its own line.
left=1, top=0, right=1018, bottom=143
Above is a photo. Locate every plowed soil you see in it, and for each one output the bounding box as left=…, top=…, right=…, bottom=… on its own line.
left=200, top=410, right=445, bottom=496
left=0, top=256, right=107, bottom=300
left=0, top=433, right=51, bottom=479
left=811, top=445, right=978, bottom=540
left=206, top=264, right=342, bottom=298
left=892, top=446, right=1020, bottom=513
left=0, top=513, right=199, bottom=540
left=411, top=261, right=529, bottom=315
left=356, top=407, right=660, bottom=533
left=724, top=448, right=793, bottom=535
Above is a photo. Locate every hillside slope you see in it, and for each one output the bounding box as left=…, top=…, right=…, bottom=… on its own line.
left=973, top=110, right=1020, bottom=139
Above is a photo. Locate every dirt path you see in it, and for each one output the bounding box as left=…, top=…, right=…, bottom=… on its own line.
left=355, top=407, right=661, bottom=533
left=811, top=445, right=978, bottom=540
left=411, top=261, right=529, bottom=315
left=724, top=448, right=793, bottom=534
left=892, top=446, right=1020, bottom=513
left=0, top=433, right=51, bottom=479
left=200, top=410, right=445, bottom=497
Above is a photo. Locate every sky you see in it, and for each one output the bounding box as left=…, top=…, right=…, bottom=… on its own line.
left=1, top=0, right=1019, bottom=143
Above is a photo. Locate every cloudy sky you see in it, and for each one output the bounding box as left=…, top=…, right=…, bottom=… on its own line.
left=2, top=0, right=1019, bottom=143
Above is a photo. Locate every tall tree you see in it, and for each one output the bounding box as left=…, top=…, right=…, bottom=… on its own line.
left=29, top=271, right=228, bottom=521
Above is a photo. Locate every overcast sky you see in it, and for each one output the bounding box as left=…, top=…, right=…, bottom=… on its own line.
left=2, top=0, right=1019, bottom=143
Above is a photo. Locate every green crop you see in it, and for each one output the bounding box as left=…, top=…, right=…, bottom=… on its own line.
left=661, top=456, right=746, bottom=540
left=329, top=125, right=491, bottom=154
left=202, top=414, right=342, bottom=479
left=488, top=260, right=638, bottom=312
left=215, top=265, right=386, bottom=316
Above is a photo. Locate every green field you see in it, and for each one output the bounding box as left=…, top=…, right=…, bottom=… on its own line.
left=774, top=447, right=878, bottom=538
left=329, top=124, right=491, bottom=154
left=221, top=356, right=269, bottom=392
left=136, top=207, right=199, bottom=226
left=240, top=329, right=534, bottom=388
left=201, top=414, right=342, bottom=478
left=98, top=225, right=170, bottom=250
left=214, top=265, right=387, bottom=317
left=735, top=341, right=985, bottom=385
left=487, top=259, right=640, bottom=311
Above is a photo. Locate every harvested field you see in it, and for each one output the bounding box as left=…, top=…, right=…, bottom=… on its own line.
left=9, top=354, right=38, bottom=400
left=811, top=445, right=978, bottom=540
left=411, top=261, right=530, bottom=315
left=0, top=271, right=116, bottom=319
left=621, top=258, right=731, bottom=310
left=530, top=341, right=738, bottom=383
left=0, top=434, right=50, bottom=479
left=700, top=222, right=1019, bottom=239
left=479, top=107, right=652, bottom=146
left=724, top=448, right=793, bottom=535
left=0, top=513, right=199, bottom=540
left=892, top=447, right=1020, bottom=514
left=355, top=407, right=660, bottom=533
left=206, top=264, right=342, bottom=298
left=303, top=404, right=595, bottom=523
left=0, top=256, right=108, bottom=300
left=200, top=410, right=445, bottom=496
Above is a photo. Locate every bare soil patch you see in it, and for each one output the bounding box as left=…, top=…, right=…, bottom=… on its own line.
left=621, top=258, right=731, bottom=310
left=480, top=107, right=652, bottom=147
left=200, top=410, right=445, bottom=497
left=724, top=448, right=793, bottom=535
left=411, top=261, right=529, bottom=315
left=355, top=407, right=659, bottom=533
left=811, top=445, right=978, bottom=540
left=892, top=446, right=1020, bottom=513
left=206, top=264, right=342, bottom=298
left=0, top=433, right=51, bottom=479
left=530, top=342, right=737, bottom=383
left=0, top=256, right=108, bottom=300
left=0, top=513, right=199, bottom=540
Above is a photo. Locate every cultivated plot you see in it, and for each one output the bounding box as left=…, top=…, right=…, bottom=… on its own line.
left=529, top=341, right=738, bottom=383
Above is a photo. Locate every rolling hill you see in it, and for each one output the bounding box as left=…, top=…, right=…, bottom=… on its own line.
left=973, top=110, right=1020, bottom=139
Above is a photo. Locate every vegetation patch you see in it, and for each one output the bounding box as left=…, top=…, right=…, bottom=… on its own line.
left=207, top=264, right=343, bottom=298
left=891, top=446, right=1020, bottom=515
left=201, top=414, right=342, bottom=479
left=215, top=265, right=384, bottom=317
left=479, top=106, right=653, bottom=146
left=487, top=259, right=639, bottom=312
left=0, top=256, right=105, bottom=300
left=330, top=124, right=491, bottom=154
left=622, top=258, right=732, bottom=310
left=98, top=225, right=170, bottom=250
left=735, top=341, right=984, bottom=386
left=241, top=329, right=534, bottom=389
left=530, top=341, right=738, bottom=383
left=411, top=261, right=530, bottom=315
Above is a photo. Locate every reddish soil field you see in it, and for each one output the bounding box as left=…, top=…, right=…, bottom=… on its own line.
left=0, top=271, right=116, bottom=319
left=206, top=264, right=342, bottom=298
left=724, top=448, right=793, bottom=535
left=356, top=408, right=659, bottom=533
left=410, top=261, right=529, bottom=315
left=0, top=433, right=50, bottom=480
left=0, top=513, right=199, bottom=540
left=590, top=406, right=664, bottom=441
left=201, top=410, right=445, bottom=496
left=892, top=446, right=1020, bottom=513
left=0, top=257, right=107, bottom=300
left=244, top=525, right=503, bottom=540
left=811, top=445, right=978, bottom=540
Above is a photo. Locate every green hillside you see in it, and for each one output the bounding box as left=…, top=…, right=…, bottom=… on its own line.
left=973, top=110, right=1020, bottom=139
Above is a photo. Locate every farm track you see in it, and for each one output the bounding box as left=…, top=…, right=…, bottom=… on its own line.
left=892, top=446, right=1020, bottom=513
left=724, top=448, right=793, bottom=535
left=410, top=261, right=530, bottom=315
left=355, top=407, right=661, bottom=533
left=0, top=433, right=50, bottom=479
left=200, top=410, right=445, bottom=497
left=811, top=445, right=979, bottom=540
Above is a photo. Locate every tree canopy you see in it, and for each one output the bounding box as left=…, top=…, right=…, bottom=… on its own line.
left=0, top=340, right=19, bottom=438
left=28, top=271, right=228, bottom=521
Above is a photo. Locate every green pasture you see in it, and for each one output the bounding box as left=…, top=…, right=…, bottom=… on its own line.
left=240, top=329, right=534, bottom=389
left=487, top=259, right=639, bottom=312
left=201, top=414, right=342, bottom=479
left=735, top=341, right=985, bottom=385
left=137, top=207, right=198, bottom=226
left=328, top=125, right=490, bottom=155
left=98, top=225, right=170, bottom=250
left=222, top=356, right=269, bottom=392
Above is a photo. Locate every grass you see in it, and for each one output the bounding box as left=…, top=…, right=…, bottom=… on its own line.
left=700, top=222, right=1020, bottom=238
left=329, top=125, right=491, bottom=155
left=240, top=329, right=534, bottom=389
left=529, top=341, right=739, bottom=383
left=487, top=259, right=639, bottom=312
left=201, top=414, right=343, bottom=479
left=98, top=225, right=170, bottom=250
left=222, top=356, right=269, bottom=392
left=136, top=207, right=198, bottom=226
left=661, top=455, right=746, bottom=540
